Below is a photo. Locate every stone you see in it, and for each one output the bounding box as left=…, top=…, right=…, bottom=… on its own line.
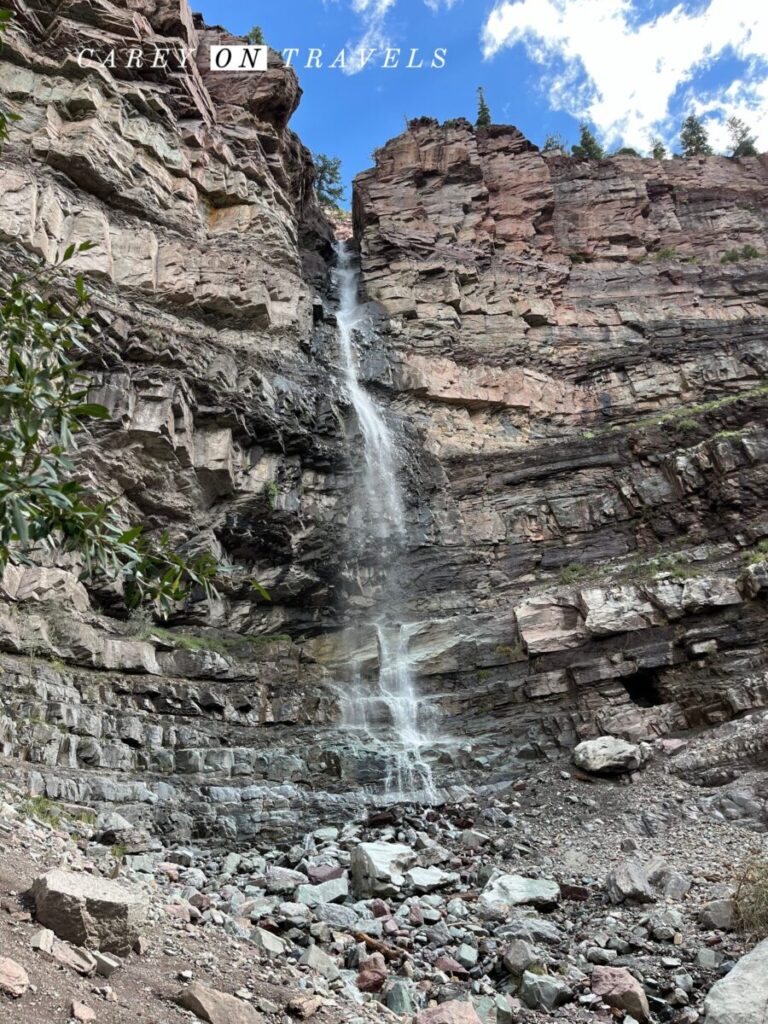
left=32, top=869, right=147, bottom=956
left=356, top=953, right=387, bottom=992
left=350, top=842, right=416, bottom=897
left=295, top=876, right=348, bottom=906
left=287, top=995, right=323, bottom=1018
left=251, top=927, right=287, bottom=956
left=71, top=1001, right=97, bottom=1023
left=479, top=873, right=560, bottom=913
left=177, top=982, right=265, bottom=1024
left=591, top=966, right=650, bottom=1021
left=405, top=866, right=458, bottom=892
left=0, top=957, right=29, bottom=998
left=519, top=971, right=571, bottom=1011
left=703, top=938, right=768, bottom=1023
left=700, top=899, right=736, bottom=931
left=299, top=944, right=340, bottom=981
left=605, top=861, right=655, bottom=904
left=573, top=736, right=646, bottom=774
left=502, top=938, right=538, bottom=975
left=386, top=979, right=416, bottom=1014
left=415, top=1000, right=482, bottom=1024
left=93, top=951, right=122, bottom=978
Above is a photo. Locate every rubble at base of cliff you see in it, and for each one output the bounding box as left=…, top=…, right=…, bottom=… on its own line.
left=2, top=730, right=766, bottom=1024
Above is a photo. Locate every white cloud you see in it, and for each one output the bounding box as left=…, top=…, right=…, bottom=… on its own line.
left=342, top=0, right=457, bottom=74
left=481, top=0, right=768, bottom=151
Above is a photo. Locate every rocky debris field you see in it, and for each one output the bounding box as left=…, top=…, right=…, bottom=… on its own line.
left=2, top=728, right=767, bottom=1024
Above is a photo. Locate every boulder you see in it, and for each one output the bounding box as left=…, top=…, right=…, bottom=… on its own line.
left=350, top=842, right=416, bottom=897
left=71, top=1002, right=97, bottom=1023
left=591, top=965, right=650, bottom=1021
left=700, top=899, right=736, bottom=931
left=32, top=869, right=147, bottom=956
left=415, top=1000, right=482, bottom=1024
left=0, top=957, right=29, bottom=998
left=479, top=873, right=560, bottom=914
left=177, top=982, right=265, bottom=1024
left=519, top=971, right=571, bottom=1011
left=605, top=861, right=655, bottom=904
left=295, top=876, right=348, bottom=906
left=405, top=866, right=459, bottom=892
left=703, top=937, right=768, bottom=1024
left=573, top=736, right=646, bottom=774
left=299, top=944, right=340, bottom=981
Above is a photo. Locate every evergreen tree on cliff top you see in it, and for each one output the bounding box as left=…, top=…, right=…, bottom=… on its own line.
left=680, top=114, right=713, bottom=156
left=571, top=123, right=604, bottom=159
left=314, top=153, right=345, bottom=208
left=476, top=87, right=492, bottom=128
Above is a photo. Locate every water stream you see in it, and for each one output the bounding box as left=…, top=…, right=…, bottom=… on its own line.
left=333, top=241, right=437, bottom=804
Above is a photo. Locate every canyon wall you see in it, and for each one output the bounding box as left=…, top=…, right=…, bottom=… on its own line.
left=0, top=5, right=767, bottom=843
left=353, top=119, right=768, bottom=774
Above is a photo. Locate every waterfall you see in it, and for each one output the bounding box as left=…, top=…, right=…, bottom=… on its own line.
left=333, top=240, right=437, bottom=804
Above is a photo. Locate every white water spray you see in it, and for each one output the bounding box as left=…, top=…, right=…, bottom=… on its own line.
left=334, top=241, right=437, bottom=804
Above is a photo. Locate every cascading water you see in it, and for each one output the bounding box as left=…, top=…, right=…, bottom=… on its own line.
left=333, top=240, right=437, bottom=804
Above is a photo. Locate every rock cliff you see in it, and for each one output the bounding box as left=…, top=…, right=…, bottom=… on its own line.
left=353, top=118, right=768, bottom=775
left=0, top=6, right=768, bottom=844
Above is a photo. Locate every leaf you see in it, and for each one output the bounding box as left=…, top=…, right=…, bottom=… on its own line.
left=71, top=403, right=109, bottom=419
left=10, top=500, right=28, bottom=544
left=118, top=525, right=143, bottom=545
left=61, top=243, right=76, bottom=262
left=249, top=580, right=271, bottom=601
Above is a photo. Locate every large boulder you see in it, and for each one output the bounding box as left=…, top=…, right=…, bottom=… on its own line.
left=177, top=982, right=265, bottom=1024
left=591, top=965, right=649, bottom=1021
left=573, top=736, right=646, bottom=774
left=703, top=938, right=768, bottom=1023
left=32, top=869, right=147, bottom=956
left=350, top=842, right=416, bottom=897
left=480, top=873, right=560, bottom=915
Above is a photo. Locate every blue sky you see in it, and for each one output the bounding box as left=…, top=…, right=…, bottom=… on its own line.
left=198, top=1, right=768, bottom=203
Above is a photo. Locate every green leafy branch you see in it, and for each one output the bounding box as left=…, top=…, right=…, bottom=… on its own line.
left=0, top=244, right=236, bottom=616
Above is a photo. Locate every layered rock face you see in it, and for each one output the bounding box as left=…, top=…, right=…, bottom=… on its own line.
left=353, top=119, right=768, bottom=771
left=0, top=0, right=363, bottom=841
left=1, top=5, right=768, bottom=844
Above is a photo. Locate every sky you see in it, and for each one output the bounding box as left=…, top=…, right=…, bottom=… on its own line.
left=197, top=0, right=768, bottom=203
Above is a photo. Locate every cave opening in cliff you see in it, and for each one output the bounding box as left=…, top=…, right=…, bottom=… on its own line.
left=621, top=667, right=664, bottom=707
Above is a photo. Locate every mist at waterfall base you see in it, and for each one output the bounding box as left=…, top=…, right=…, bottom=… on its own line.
left=333, top=242, right=438, bottom=806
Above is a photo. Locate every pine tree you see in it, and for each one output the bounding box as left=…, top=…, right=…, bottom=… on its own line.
left=727, top=116, right=758, bottom=158
left=571, top=123, right=604, bottom=159
left=246, top=25, right=264, bottom=45
left=314, top=153, right=345, bottom=208
left=476, top=87, right=492, bottom=129
left=651, top=139, right=667, bottom=160
left=680, top=114, right=712, bottom=157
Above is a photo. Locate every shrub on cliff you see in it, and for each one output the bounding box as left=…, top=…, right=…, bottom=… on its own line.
left=246, top=25, right=265, bottom=46
left=0, top=250, right=229, bottom=615
left=727, top=116, right=758, bottom=158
